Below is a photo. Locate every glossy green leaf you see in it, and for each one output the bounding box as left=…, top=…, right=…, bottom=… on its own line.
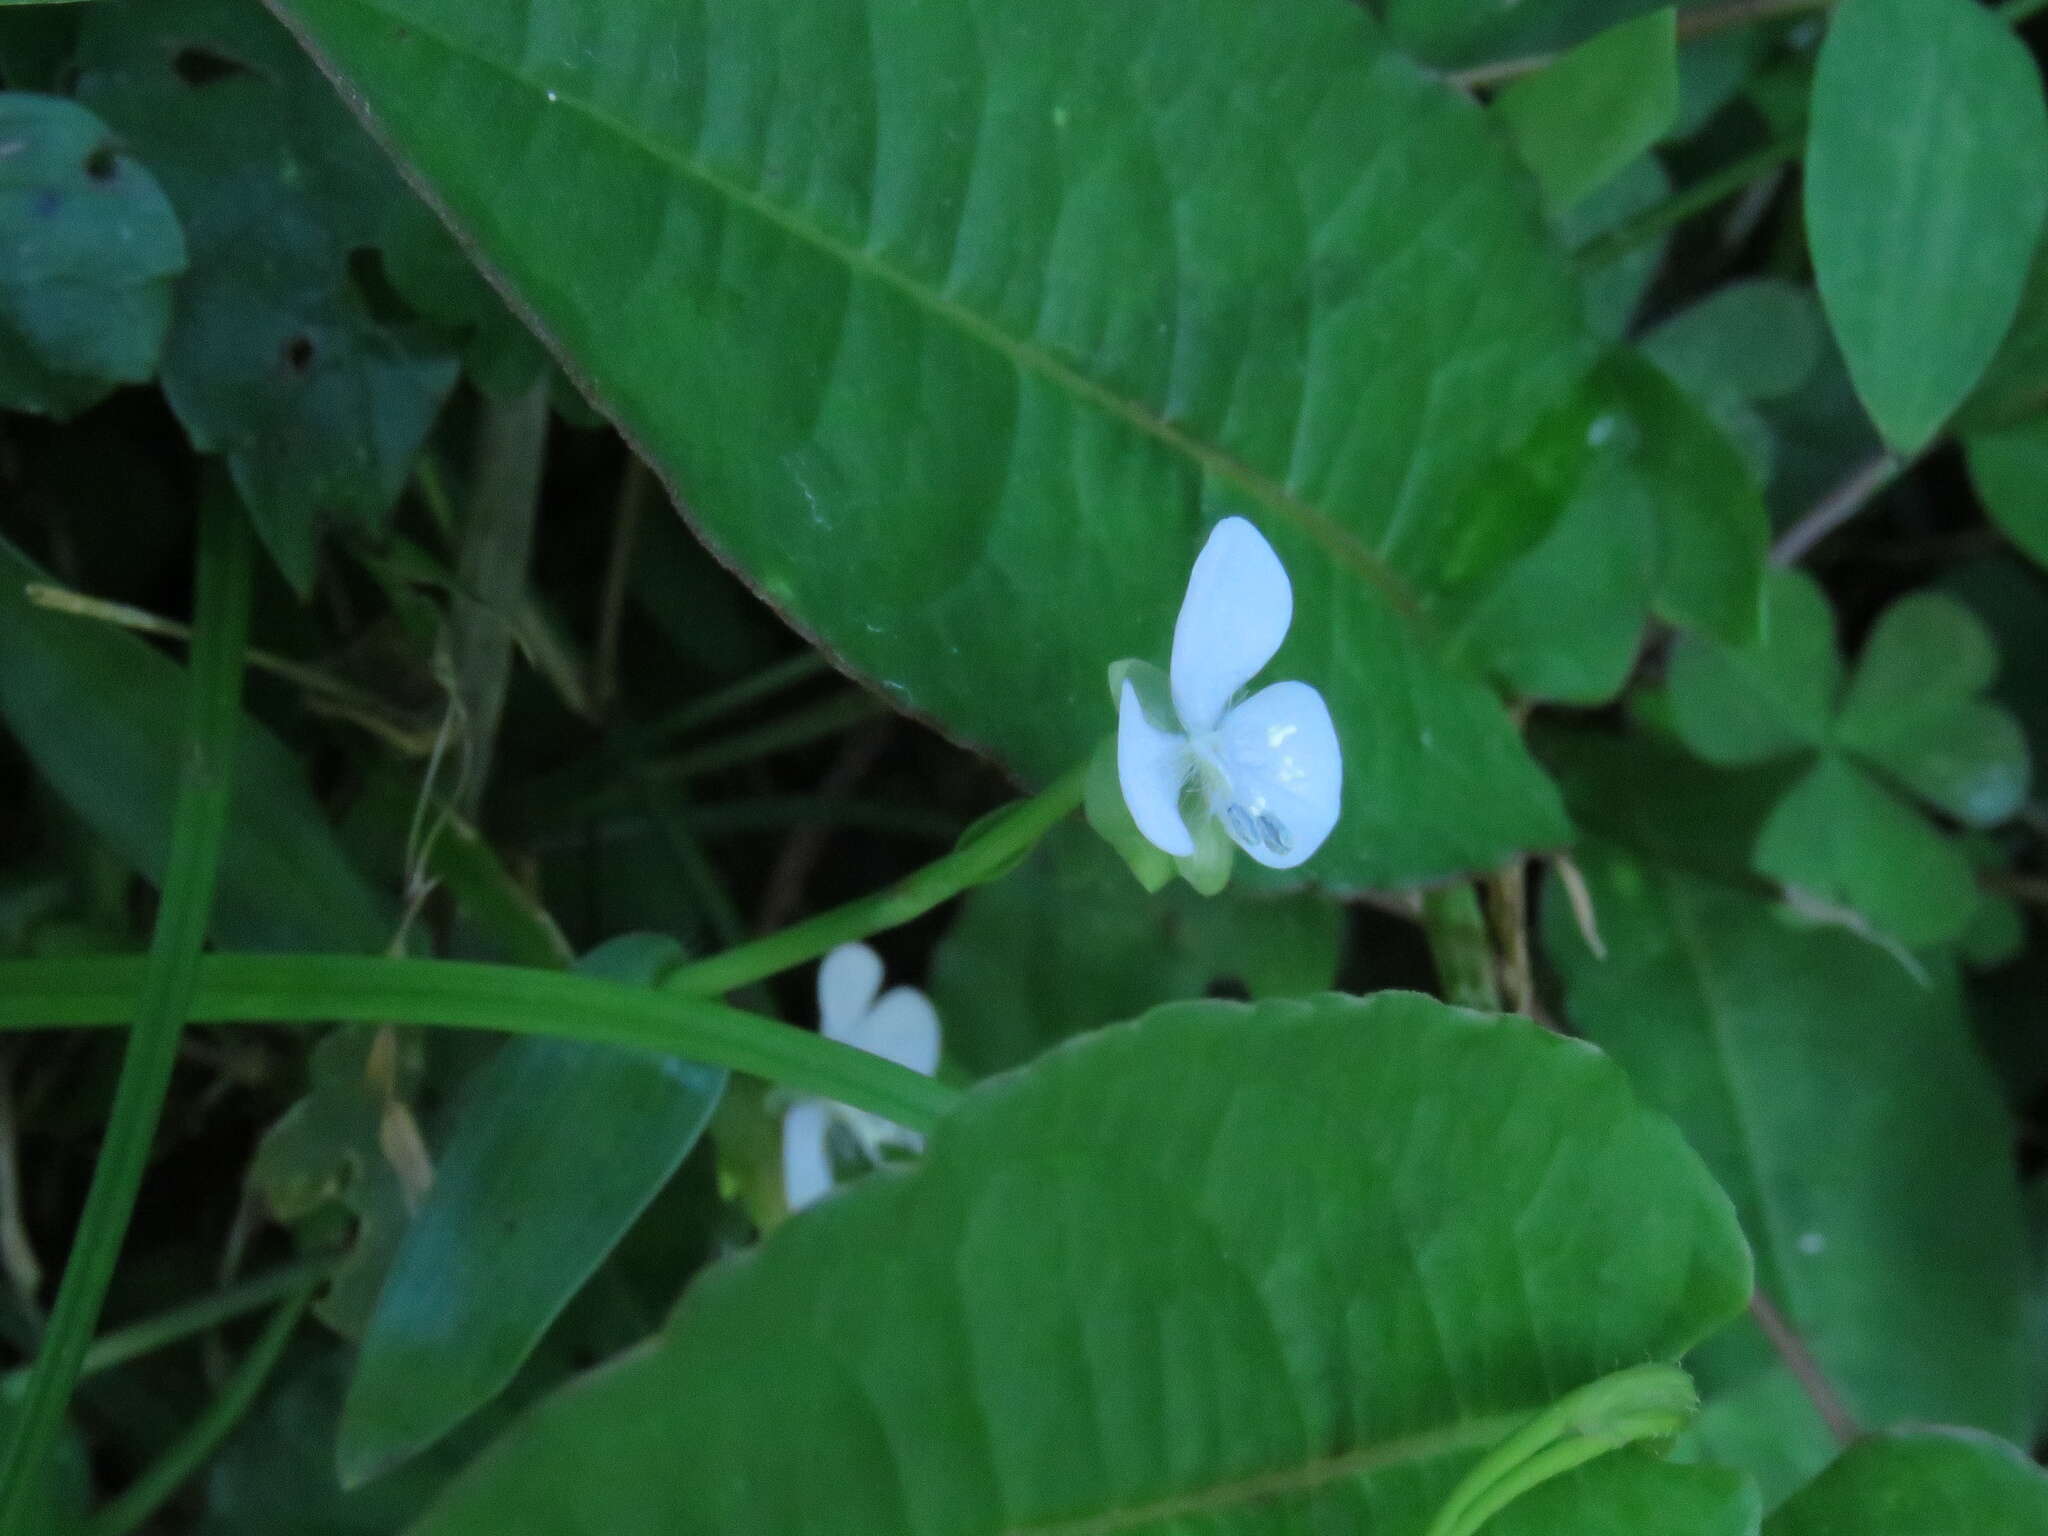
left=1495, top=9, right=1677, bottom=215
left=1753, top=753, right=1980, bottom=950
left=0, top=535, right=390, bottom=952
left=1765, top=1429, right=2048, bottom=1536
left=1545, top=842, right=2032, bottom=1500
left=254, top=0, right=1777, bottom=890
left=1667, top=568, right=1838, bottom=767
left=0, top=91, right=184, bottom=416
left=339, top=935, right=723, bottom=1487
left=1805, top=0, right=2048, bottom=452
left=409, top=992, right=1752, bottom=1535
left=928, top=821, right=1339, bottom=1076
left=1834, top=592, right=2030, bottom=828
left=74, top=0, right=459, bottom=590
left=1967, top=416, right=2048, bottom=571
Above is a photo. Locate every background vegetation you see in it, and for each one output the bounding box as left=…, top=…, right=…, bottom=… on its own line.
left=1, top=0, right=2046, bottom=1529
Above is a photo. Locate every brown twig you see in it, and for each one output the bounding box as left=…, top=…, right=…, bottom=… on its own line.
left=1770, top=452, right=1905, bottom=566
left=1749, top=1289, right=1861, bottom=1445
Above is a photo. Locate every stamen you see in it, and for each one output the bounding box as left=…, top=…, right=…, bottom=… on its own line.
left=1225, top=804, right=1257, bottom=845
left=1255, top=812, right=1291, bottom=856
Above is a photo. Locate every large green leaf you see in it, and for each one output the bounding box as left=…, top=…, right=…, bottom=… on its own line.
left=928, top=821, right=1339, bottom=1076
left=1544, top=840, right=2032, bottom=1500
left=74, top=0, right=459, bottom=590
left=1765, top=1429, right=2048, bottom=1536
left=0, top=533, right=390, bottom=952
left=0, top=91, right=185, bottom=416
left=265, top=0, right=1764, bottom=890
left=338, top=935, right=725, bottom=1485
left=408, top=991, right=1753, bottom=1534
left=1804, top=0, right=2048, bottom=453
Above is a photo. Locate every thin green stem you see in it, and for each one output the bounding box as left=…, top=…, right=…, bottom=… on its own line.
left=82, top=1284, right=314, bottom=1536
left=0, top=955, right=959, bottom=1135
left=646, top=692, right=885, bottom=783
left=1574, top=132, right=1805, bottom=270
left=1422, top=1364, right=1696, bottom=1536
left=5, top=1254, right=341, bottom=1389
left=661, top=763, right=1090, bottom=998
left=641, top=651, right=830, bottom=746
left=0, top=495, right=254, bottom=1532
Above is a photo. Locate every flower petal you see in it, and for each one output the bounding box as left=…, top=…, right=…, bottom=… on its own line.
left=1118, top=680, right=1196, bottom=857
left=1170, top=517, right=1293, bottom=734
left=780, top=1098, right=836, bottom=1212
left=848, top=985, right=941, bottom=1077
left=816, top=942, right=883, bottom=1042
left=1211, top=680, right=1342, bottom=869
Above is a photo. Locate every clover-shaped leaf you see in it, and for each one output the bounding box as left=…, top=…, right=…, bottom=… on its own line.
left=1666, top=571, right=2029, bottom=948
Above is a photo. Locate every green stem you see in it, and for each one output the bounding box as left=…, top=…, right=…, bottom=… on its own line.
left=640, top=651, right=830, bottom=746
left=1422, top=1364, right=1696, bottom=1536
left=1419, top=885, right=1501, bottom=1012
left=0, top=956, right=959, bottom=1135
left=82, top=1284, right=314, bottom=1536
left=661, top=763, right=1090, bottom=998
left=645, top=692, right=885, bottom=784
left=1574, top=131, right=1805, bottom=270
left=0, top=494, right=253, bottom=1531
left=2, top=1254, right=341, bottom=1389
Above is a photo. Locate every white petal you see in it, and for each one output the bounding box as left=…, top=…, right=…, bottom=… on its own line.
left=1210, top=680, right=1342, bottom=870
left=842, top=1107, right=925, bottom=1164
left=781, top=1098, right=836, bottom=1212
left=847, top=986, right=941, bottom=1077
left=1170, top=517, right=1293, bottom=735
left=817, top=942, right=883, bottom=1042
left=1118, top=681, right=1196, bottom=857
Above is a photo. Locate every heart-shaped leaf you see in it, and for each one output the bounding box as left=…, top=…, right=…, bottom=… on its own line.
left=1834, top=591, right=2030, bottom=826
left=406, top=992, right=1753, bottom=1535
left=0, top=92, right=185, bottom=417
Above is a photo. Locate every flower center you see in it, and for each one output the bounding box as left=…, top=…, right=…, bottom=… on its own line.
left=1189, top=733, right=1292, bottom=857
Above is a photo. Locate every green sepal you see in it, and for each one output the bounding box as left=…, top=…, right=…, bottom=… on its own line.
left=1175, top=810, right=1236, bottom=897
left=1083, top=735, right=1175, bottom=893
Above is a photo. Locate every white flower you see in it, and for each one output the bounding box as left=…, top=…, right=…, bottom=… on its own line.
left=1117, top=517, right=1342, bottom=871
left=781, top=942, right=940, bottom=1212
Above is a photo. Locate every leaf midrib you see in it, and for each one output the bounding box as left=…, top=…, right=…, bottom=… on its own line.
left=1000, top=1407, right=1527, bottom=1536
left=289, top=0, right=1422, bottom=619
